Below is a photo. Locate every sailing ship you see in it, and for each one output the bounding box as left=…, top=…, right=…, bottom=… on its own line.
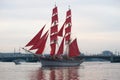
left=24, top=5, right=83, bottom=67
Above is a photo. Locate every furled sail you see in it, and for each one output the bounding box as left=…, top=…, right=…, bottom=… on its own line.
left=69, top=39, right=80, bottom=57
left=50, top=5, right=58, bottom=56
left=25, top=25, right=45, bottom=47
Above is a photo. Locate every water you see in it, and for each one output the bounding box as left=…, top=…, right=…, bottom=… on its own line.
left=0, top=62, right=120, bottom=80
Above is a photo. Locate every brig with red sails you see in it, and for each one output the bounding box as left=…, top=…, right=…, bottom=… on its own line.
left=23, top=5, right=83, bottom=67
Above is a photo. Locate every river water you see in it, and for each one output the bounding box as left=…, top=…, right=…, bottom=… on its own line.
left=0, top=62, right=120, bottom=80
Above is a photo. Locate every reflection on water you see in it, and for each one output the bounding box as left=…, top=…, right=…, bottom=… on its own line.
left=0, top=62, right=120, bottom=80
left=31, top=67, right=80, bottom=80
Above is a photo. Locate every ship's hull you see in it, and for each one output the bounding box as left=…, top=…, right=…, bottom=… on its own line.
left=39, top=57, right=83, bottom=67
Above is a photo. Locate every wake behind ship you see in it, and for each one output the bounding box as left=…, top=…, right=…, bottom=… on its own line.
left=23, top=5, right=83, bottom=67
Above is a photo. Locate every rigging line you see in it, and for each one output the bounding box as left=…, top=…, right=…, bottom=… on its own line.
left=68, top=5, right=70, bottom=10
left=22, top=47, right=34, bottom=54
left=54, top=2, right=56, bottom=7
left=22, top=47, right=41, bottom=58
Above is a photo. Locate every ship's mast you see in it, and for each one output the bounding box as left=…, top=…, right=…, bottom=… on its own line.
left=50, top=5, right=58, bottom=56
left=65, top=7, right=72, bottom=58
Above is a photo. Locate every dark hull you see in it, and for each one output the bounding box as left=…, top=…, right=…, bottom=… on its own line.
left=39, top=57, right=83, bottom=67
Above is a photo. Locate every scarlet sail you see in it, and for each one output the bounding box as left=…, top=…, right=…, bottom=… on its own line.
left=50, top=5, right=58, bottom=56
left=30, top=30, right=49, bottom=50
left=57, top=22, right=65, bottom=37
left=57, top=37, right=64, bottom=55
left=52, top=6, right=58, bottom=24
left=65, top=9, right=72, bottom=42
left=36, top=33, right=49, bottom=54
left=24, top=5, right=83, bottom=67
left=25, top=25, right=45, bottom=47
left=25, top=6, right=81, bottom=58
left=69, top=39, right=80, bottom=57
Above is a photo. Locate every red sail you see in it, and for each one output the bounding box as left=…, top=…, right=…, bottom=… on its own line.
left=65, top=34, right=70, bottom=41
left=52, top=15, right=58, bottom=24
left=50, top=6, right=58, bottom=56
left=65, top=17, right=71, bottom=24
left=51, top=25, right=58, bottom=34
left=50, top=25, right=58, bottom=42
left=50, top=6, right=58, bottom=41
left=65, top=26, right=71, bottom=41
left=50, top=43, right=56, bottom=56
left=52, top=6, right=57, bottom=15
left=69, top=39, right=80, bottom=57
left=50, top=34, right=57, bottom=41
left=65, top=26, right=71, bottom=34
left=30, top=30, right=49, bottom=50
left=57, top=38, right=64, bottom=55
left=57, top=22, right=65, bottom=37
left=65, top=9, right=72, bottom=42
left=35, top=34, right=49, bottom=54
left=25, top=25, right=45, bottom=47
left=66, top=9, right=71, bottom=17
left=51, top=6, right=58, bottom=24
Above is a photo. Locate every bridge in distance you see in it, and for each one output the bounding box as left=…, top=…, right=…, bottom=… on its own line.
left=0, top=53, right=120, bottom=62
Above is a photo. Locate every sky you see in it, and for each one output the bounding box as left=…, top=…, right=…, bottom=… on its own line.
left=0, top=0, right=120, bottom=54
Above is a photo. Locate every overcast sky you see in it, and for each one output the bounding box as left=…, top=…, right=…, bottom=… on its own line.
left=0, top=0, right=120, bottom=54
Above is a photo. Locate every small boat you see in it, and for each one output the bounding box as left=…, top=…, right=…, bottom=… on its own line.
left=24, top=5, right=83, bottom=67
left=13, top=59, right=26, bottom=65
